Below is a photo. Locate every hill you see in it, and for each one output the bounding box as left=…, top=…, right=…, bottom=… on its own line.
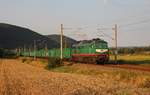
left=46, top=34, right=77, bottom=48
left=0, top=23, right=76, bottom=49
left=0, top=23, right=60, bottom=49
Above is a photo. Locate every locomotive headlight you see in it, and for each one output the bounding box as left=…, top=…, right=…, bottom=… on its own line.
left=96, top=49, right=108, bottom=53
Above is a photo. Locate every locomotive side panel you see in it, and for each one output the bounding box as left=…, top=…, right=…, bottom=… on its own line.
left=72, top=39, right=109, bottom=64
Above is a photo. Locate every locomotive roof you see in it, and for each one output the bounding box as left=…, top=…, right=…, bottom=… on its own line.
left=73, top=38, right=107, bottom=47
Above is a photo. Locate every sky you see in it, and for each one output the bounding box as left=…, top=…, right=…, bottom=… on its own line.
left=0, top=0, right=150, bottom=47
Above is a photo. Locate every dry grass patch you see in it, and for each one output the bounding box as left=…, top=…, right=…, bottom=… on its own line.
left=51, top=64, right=150, bottom=94
left=1, top=59, right=149, bottom=95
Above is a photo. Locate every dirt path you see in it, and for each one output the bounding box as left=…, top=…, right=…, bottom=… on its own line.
left=72, top=62, right=150, bottom=72
left=0, top=59, right=149, bottom=95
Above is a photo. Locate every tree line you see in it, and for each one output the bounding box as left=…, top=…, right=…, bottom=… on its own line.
left=0, top=48, right=16, bottom=58
left=110, top=46, right=150, bottom=55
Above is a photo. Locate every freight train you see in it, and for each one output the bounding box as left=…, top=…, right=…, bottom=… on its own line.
left=21, top=38, right=109, bottom=64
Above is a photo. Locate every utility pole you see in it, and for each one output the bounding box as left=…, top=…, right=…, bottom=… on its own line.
left=60, top=24, right=63, bottom=59
left=29, top=47, right=30, bottom=57
left=34, top=40, right=36, bottom=60
left=45, top=43, right=48, bottom=57
left=23, top=45, right=26, bottom=57
left=113, top=24, right=118, bottom=64
left=18, top=48, right=20, bottom=56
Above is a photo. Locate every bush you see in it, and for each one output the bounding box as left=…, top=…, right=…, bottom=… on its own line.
left=22, top=58, right=27, bottom=63
left=47, top=58, right=63, bottom=69
left=0, top=48, right=17, bottom=58
left=117, top=60, right=126, bottom=64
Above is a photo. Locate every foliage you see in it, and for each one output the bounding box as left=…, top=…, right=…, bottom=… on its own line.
left=0, top=48, right=16, bottom=58
left=0, top=48, right=4, bottom=57
left=47, top=58, right=63, bottom=69
left=21, top=58, right=27, bottom=63
left=110, top=46, right=150, bottom=54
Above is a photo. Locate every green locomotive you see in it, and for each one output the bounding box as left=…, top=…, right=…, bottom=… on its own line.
left=71, top=38, right=109, bottom=63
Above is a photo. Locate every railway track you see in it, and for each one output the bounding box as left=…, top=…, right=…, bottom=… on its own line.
left=80, top=63, right=150, bottom=72
left=68, top=61, right=150, bottom=72
left=20, top=57, right=150, bottom=72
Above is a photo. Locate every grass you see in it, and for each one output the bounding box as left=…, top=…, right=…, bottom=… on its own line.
left=110, top=54, right=150, bottom=65
left=25, top=54, right=150, bottom=94
left=50, top=63, right=150, bottom=94
left=50, top=63, right=150, bottom=80
left=51, top=63, right=150, bottom=76
left=16, top=56, right=150, bottom=94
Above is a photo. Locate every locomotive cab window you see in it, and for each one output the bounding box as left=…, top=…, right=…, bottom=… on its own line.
left=95, top=42, right=108, bottom=49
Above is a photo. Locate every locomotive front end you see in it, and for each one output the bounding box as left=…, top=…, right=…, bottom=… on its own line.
left=95, top=49, right=109, bottom=64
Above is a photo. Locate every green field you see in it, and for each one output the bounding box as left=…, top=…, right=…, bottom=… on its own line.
left=110, top=54, right=150, bottom=65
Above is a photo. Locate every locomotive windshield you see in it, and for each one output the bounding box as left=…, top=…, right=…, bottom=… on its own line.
left=95, top=42, right=108, bottom=49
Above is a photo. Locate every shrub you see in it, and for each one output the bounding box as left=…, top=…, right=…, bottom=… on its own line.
left=0, top=48, right=17, bottom=58
left=117, top=60, right=126, bottom=64
left=47, top=58, right=63, bottom=69
left=22, top=58, right=27, bottom=63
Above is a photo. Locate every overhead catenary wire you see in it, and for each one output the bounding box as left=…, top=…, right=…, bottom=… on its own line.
left=97, top=28, right=114, bottom=40
left=119, top=18, right=150, bottom=28
left=60, top=17, right=150, bottom=46
left=62, top=24, right=114, bottom=42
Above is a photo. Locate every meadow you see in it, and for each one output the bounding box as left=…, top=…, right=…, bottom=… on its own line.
left=17, top=54, right=150, bottom=94
left=50, top=63, right=150, bottom=95
left=110, top=54, right=150, bottom=65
